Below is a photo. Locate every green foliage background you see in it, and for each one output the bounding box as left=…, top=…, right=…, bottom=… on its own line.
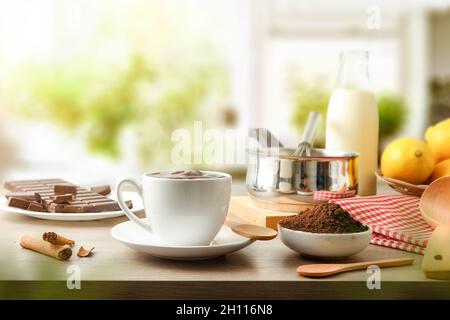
left=7, top=50, right=228, bottom=165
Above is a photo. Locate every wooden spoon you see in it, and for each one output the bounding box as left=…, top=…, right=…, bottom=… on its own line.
left=297, top=257, right=414, bottom=278
left=225, top=215, right=278, bottom=240
left=419, top=176, right=450, bottom=227
left=419, top=176, right=450, bottom=279
left=230, top=224, right=278, bottom=240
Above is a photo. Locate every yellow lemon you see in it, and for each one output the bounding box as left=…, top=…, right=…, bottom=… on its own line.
left=430, top=158, right=450, bottom=182
left=381, top=137, right=435, bottom=184
left=425, top=118, right=450, bottom=162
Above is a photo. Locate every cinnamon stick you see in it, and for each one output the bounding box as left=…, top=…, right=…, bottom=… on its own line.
left=20, top=235, right=72, bottom=261
left=42, top=232, right=75, bottom=247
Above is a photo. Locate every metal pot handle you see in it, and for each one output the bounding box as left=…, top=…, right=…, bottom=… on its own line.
left=248, top=128, right=284, bottom=149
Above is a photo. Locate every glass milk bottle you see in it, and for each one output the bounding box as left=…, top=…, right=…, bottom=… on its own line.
left=326, top=50, right=379, bottom=196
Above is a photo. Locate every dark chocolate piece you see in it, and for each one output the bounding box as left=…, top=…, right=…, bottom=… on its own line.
left=41, top=199, right=54, bottom=208
left=91, top=201, right=121, bottom=212
left=50, top=194, right=74, bottom=204
left=47, top=203, right=83, bottom=213
left=47, top=202, right=97, bottom=213
left=54, top=184, right=77, bottom=195
left=27, top=202, right=45, bottom=212
left=7, top=197, right=33, bottom=210
left=46, top=203, right=63, bottom=213
left=82, top=205, right=96, bottom=213
left=61, top=205, right=85, bottom=213
left=90, top=185, right=111, bottom=196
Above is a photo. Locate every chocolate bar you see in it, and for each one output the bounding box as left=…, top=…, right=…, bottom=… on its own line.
left=47, top=203, right=94, bottom=213
left=4, top=179, right=132, bottom=214
left=5, top=192, right=37, bottom=201
left=9, top=197, right=45, bottom=212
left=27, top=202, right=45, bottom=212
left=54, top=184, right=77, bottom=195
left=91, top=201, right=121, bottom=212
left=4, top=179, right=65, bottom=192
left=50, top=194, right=74, bottom=204
left=8, top=197, right=34, bottom=210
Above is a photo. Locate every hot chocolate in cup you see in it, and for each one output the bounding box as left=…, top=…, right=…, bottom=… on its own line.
left=116, top=170, right=231, bottom=246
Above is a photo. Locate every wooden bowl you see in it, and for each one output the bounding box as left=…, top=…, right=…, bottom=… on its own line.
left=375, top=170, right=428, bottom=197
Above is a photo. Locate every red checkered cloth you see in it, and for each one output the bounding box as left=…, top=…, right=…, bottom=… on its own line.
left=313, top=190, right=356, bottom=201
left=330, top=195, right=434, bottom=255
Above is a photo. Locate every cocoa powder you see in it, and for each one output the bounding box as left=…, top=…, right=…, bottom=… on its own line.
left=279, top=203, right=368, bottom=234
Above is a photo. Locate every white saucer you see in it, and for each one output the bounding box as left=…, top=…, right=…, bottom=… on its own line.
left=0, top=191, right=143, bottom=221
left=111, top=220, right=255, bottom=260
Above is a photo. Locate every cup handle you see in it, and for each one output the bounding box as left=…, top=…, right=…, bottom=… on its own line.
left=116, top=178, right=153, bottom=234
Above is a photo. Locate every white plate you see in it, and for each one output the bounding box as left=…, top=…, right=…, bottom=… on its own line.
left=0, top=191, right=143, bottom=221
left=111, top=220, right=255, bottom=260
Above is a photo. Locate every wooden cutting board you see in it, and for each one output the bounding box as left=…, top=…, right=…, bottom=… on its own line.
left=229, top=196, right=312, bottom=230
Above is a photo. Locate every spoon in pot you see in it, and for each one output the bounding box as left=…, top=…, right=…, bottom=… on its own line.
left=297, top=257, right=414, bottom=278
left=291, top=112, right=322, bottom=157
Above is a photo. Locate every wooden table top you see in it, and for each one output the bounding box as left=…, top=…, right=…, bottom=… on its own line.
left=0, top=182, right=448, bottom=299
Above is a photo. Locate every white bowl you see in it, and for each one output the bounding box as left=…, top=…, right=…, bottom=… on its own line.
left=278, top=225, right=372, bottom=259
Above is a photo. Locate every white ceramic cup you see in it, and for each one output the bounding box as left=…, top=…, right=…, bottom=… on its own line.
left=116, top=171, right=231, bottom=246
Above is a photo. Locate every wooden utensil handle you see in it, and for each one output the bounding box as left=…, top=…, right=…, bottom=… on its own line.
left=343, top=258, right=414, bottom=272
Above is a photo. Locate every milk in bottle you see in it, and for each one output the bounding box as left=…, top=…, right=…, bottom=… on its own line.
left=326, top=50, right=379, bottom=196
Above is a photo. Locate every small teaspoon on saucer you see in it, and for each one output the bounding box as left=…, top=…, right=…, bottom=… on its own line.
left=226, top=222, right=278, bottom=240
